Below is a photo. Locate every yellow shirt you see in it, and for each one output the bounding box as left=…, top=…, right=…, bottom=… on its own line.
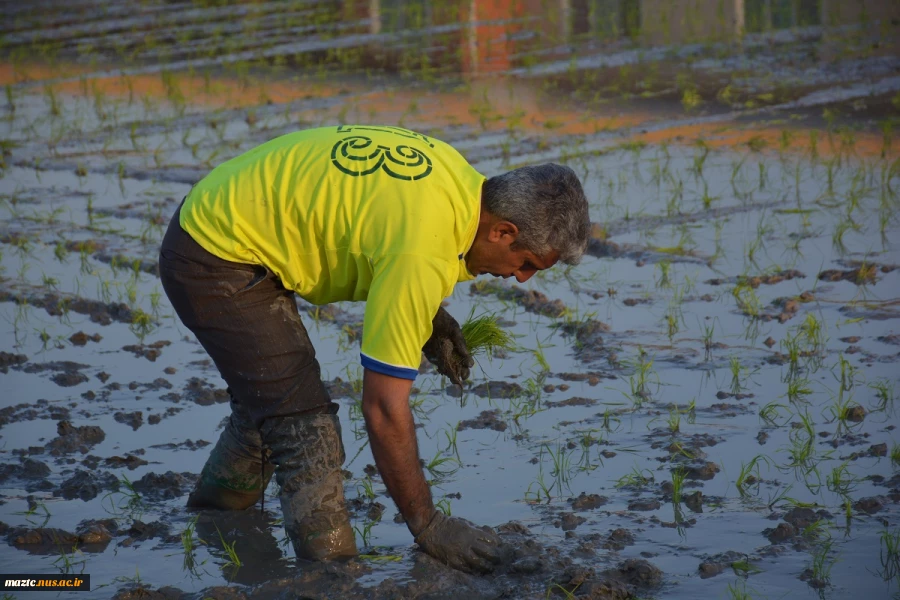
left=180, top=125, right=484, bottom=379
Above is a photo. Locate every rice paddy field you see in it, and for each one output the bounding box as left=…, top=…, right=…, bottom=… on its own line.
left=1, top=1, right=899, bottom=598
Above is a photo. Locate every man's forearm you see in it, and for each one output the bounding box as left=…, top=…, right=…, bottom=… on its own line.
left=361, top=369, right=435, bottom=536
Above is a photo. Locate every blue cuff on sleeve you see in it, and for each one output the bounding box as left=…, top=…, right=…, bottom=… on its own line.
left=360, top=353, right=418, bottom=380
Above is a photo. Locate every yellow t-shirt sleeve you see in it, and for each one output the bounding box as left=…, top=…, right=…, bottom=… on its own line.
left=360, top=253, right=454, bottom=380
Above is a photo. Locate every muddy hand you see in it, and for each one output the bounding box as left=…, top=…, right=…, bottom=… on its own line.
left=422, top=307, right=473, bottom=386
left=414, top=512, right=505, bottom=574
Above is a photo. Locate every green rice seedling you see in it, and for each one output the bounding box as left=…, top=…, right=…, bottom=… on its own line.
left=620, top=347, right=658, bottom=407
left=102, top=475, right=143, bottom=519
left=725, top=579, right=754, bottom=600
left=4, top=84, right=14, bottom=114
left=732, top=282, right=761, bottom=317
left=129, top=308, right=154, bottom=344
left=700, top=181, right=719, bottom=210
left=880, top=527, right=900, bottom=582
left=729, top=356, right=751, bottom=395
left=731, top=558, right=763, bottom=576
left=785, top=377, right=813, bottom=405
left=826, top=461, right=858, bottom=501
left=736, top=454, right=770, bottom=497
left=891, top=444, right=900, bottom=468
left=614, top=465, right=654, bottom=489
left=808, top=537, right=837, bottom=587
left=655, top=260, right=672, bottom=289
left=546, top=581, right=581, bottom=599
left=357, top=476, right=376, bottom=502
left=666, top=406, right=681, bottom=434
left=524, top=461, right=552, bottom=504
left=53, top=543, right=87, bottom=575
left=214, top=523, right=242, bottom=570
left=759, top=401, right=791, bottom=427
left=825, top=392, right=863, bottom=429
left=670, top=465, right=687, bottom=504
left=833, top=354, right=860, bottom=394
left=600, top=408, right=622, bottom=433
left=425, top=449, right=461, bottom=483
left=15, top=499, right=51, bottom=527
left=44, top=84, right=61, bottom=117
left=831, top=220, right=859, bottom=255
left=435, top=497, right=452, bottom=516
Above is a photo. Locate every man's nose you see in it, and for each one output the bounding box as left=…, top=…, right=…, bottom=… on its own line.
left=514, top=271, right=535, bottom=283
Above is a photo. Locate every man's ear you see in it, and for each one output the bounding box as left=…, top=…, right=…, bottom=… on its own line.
left=489, top=220, right=519, bottom=245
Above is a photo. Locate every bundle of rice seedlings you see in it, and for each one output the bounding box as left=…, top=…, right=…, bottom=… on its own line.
left=461, top=313, right=515, bottom=358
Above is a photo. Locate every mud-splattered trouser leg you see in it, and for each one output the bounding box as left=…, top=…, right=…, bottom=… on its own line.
left=158, top=205, right=357, bottom=560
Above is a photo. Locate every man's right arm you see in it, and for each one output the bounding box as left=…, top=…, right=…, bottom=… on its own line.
left=361, top=368, right=507, bottom=573
left=361, top=368, right=435, bottom=535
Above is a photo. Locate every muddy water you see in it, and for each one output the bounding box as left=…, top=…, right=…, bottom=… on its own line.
left=2, top=1, right=899, bottom=598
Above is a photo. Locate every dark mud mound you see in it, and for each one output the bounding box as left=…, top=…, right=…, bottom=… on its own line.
left=20, top=361, right=90, bottom=387
left=0, top=350, right=27, bottom=373
left=131, top=471, right=198, bottom=501
left=47, top=420, right=106, bottom=455
left=109, top=525, right=662, bottom=599
left=54, top=469, right=120, bottom=501
left=470, top=281, right=568, bottom=318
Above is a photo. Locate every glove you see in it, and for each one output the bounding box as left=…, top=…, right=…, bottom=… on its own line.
left=422, top=307, right=474, bottom=386
left=414, top=511, right=506, bottom=574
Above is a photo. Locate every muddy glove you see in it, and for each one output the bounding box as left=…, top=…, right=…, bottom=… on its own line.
left=414, top=511, right=505, bottom=574
left=422, top=307, right=473, bottom=386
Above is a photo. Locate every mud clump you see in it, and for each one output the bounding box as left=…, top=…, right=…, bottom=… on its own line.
left=602, top=528, right=635, bottom=551
left=54, top=469, right=120, bottom=501
left=547, top=396, right=598, bottom=408
left=559, top=319, right=610, bottom=347
left=458, top=409, right=507, bottom=432
left=123, top=340, right=171, bottom=361
left=20, top=361, right=90, bottom=387
left=683, top=461, right=721, bottom=481
left=818, top=266, right=878, bottom=285
left=69, top=331, right=102, bottom=346
left=105, top=454, right=149, bottom=469
left=854, top=496, right=888, bottom=514
left=184, top=378, right=229, bottom=406
left=627, top=498, right=660, bottom=511
left=470, top=280, right=568, bottom=318
left=0, top=458, right=53, bottom=492
left=0, top=290, right=133, bottom=326
left=783, top=507, right=831, bottom=529
left=557, top=512, right=586, bottom=531
left=571, top=492, right=607, bottom=510
left=684, top=491, right=704, bottom=513
left=763, top=522, right=796, bottom=543
left=111, top=586, right=185, bottom=600
left=0, top=350, right=28, bottom=373
left=698, top=551, right=746, bottom=579
left=131, top=471, right=198, bottom=501
left=114, top=411, right=144, bottom=430
left=47, top=421, right=106, bottom=455
left=76, top=519, right=118, bottom=546
left=123, top=520, right=173, bottom=542
left=470, top=380, right=522, bottom=398
left=7, top=527, right=79, bottom=552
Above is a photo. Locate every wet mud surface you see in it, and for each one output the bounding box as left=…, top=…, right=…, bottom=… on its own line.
left=2, top=1, right=900, bottom=599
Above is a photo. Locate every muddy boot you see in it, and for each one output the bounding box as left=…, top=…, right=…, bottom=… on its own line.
left=187, top=409, right=274, bottom=510
left=260, top=412, right=357, bottom=561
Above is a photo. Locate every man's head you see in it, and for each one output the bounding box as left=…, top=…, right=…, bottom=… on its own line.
left=465, top=163, right=590, bottom=283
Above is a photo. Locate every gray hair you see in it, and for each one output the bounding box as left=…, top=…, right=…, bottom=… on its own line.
left=482, top=163, right=591, bottom=265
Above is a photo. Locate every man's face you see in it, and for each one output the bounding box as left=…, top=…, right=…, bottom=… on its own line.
left=466, top=218, right=560, bottom=283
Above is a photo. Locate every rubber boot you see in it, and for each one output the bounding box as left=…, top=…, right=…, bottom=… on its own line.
left=260, top=412, right=357, bottom=561
left=187, top=409, right=275, bottom=510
